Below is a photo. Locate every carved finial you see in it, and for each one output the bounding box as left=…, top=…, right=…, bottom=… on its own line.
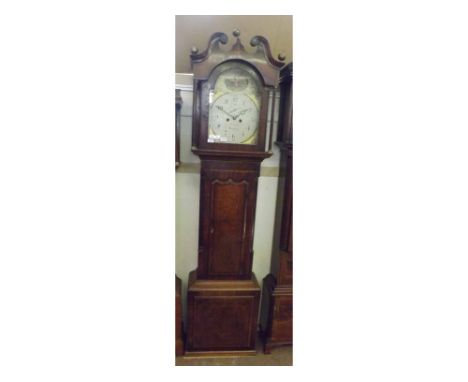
left=278, top=52, right=286, bottom=61
left=190, top=33, right=229, bottom=64
left=233, top=29, right=240, bottom=38
left=250, top=35, right=284, bottom=68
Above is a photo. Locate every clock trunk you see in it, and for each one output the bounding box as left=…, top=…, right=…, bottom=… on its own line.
left=197, top=159, right=260, bottom=280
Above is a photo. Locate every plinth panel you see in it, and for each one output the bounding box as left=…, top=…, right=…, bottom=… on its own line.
left=192, top=295, right=255, bottom=349
left=260, top=274, right=292, bottom=354
left=186, top=270, right=260, bottom=355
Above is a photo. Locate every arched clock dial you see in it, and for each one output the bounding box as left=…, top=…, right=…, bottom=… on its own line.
left=207, top=62, right=262, bottom=145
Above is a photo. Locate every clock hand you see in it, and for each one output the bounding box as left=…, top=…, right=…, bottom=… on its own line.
left=233, top=109, right=249, bottom=120
left=215, top=105, right=235, bottom=119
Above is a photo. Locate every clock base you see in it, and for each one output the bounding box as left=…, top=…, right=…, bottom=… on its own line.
left=259, top=274, right=292, bottom=354
left=185, top=270, right=260, bottom=355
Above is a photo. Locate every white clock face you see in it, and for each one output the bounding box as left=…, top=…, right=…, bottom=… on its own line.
left=209, top=93, right=259, bottom=144
left=207, top=63, right=262, bottom=145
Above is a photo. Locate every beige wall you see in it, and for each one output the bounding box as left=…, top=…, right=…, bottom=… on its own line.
left=175, top=15, right=292, bottom=73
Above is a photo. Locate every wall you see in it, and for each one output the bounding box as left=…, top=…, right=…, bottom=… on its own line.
left=175, top=73, right=281, bottom=323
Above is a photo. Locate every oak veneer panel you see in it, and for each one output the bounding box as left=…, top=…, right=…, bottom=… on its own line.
left=197, top=160, right=259, bottom=280
left=186, top=270, right=260, bottom=354
left=270, top=295, right=292, bottom=342
left=260, top=274, right=292, bottom=354
left=192, top=296, right=254, bottom=349
left=278, top=249, right=293, bottom=286
left=208, top=180, right=248, bottom=276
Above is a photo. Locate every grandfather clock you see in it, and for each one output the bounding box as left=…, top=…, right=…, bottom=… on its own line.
left=260, top=62, right=293, bottom=354
left=185, top=30, right=285, bottom=356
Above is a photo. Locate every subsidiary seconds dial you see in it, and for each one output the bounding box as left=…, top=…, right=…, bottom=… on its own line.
left=208, top=93, right=259, bottom=144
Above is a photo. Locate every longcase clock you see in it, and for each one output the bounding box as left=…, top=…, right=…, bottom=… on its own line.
left=185, top=30, right=285, bottom=356
left=259, top=62, right=293, bottom=353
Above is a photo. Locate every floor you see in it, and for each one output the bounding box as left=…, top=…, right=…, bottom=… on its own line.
left=176, top=339, right=292, bottom=366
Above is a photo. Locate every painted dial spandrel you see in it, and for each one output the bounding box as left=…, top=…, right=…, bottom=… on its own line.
left=208, top=64, right=262, bottom=145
